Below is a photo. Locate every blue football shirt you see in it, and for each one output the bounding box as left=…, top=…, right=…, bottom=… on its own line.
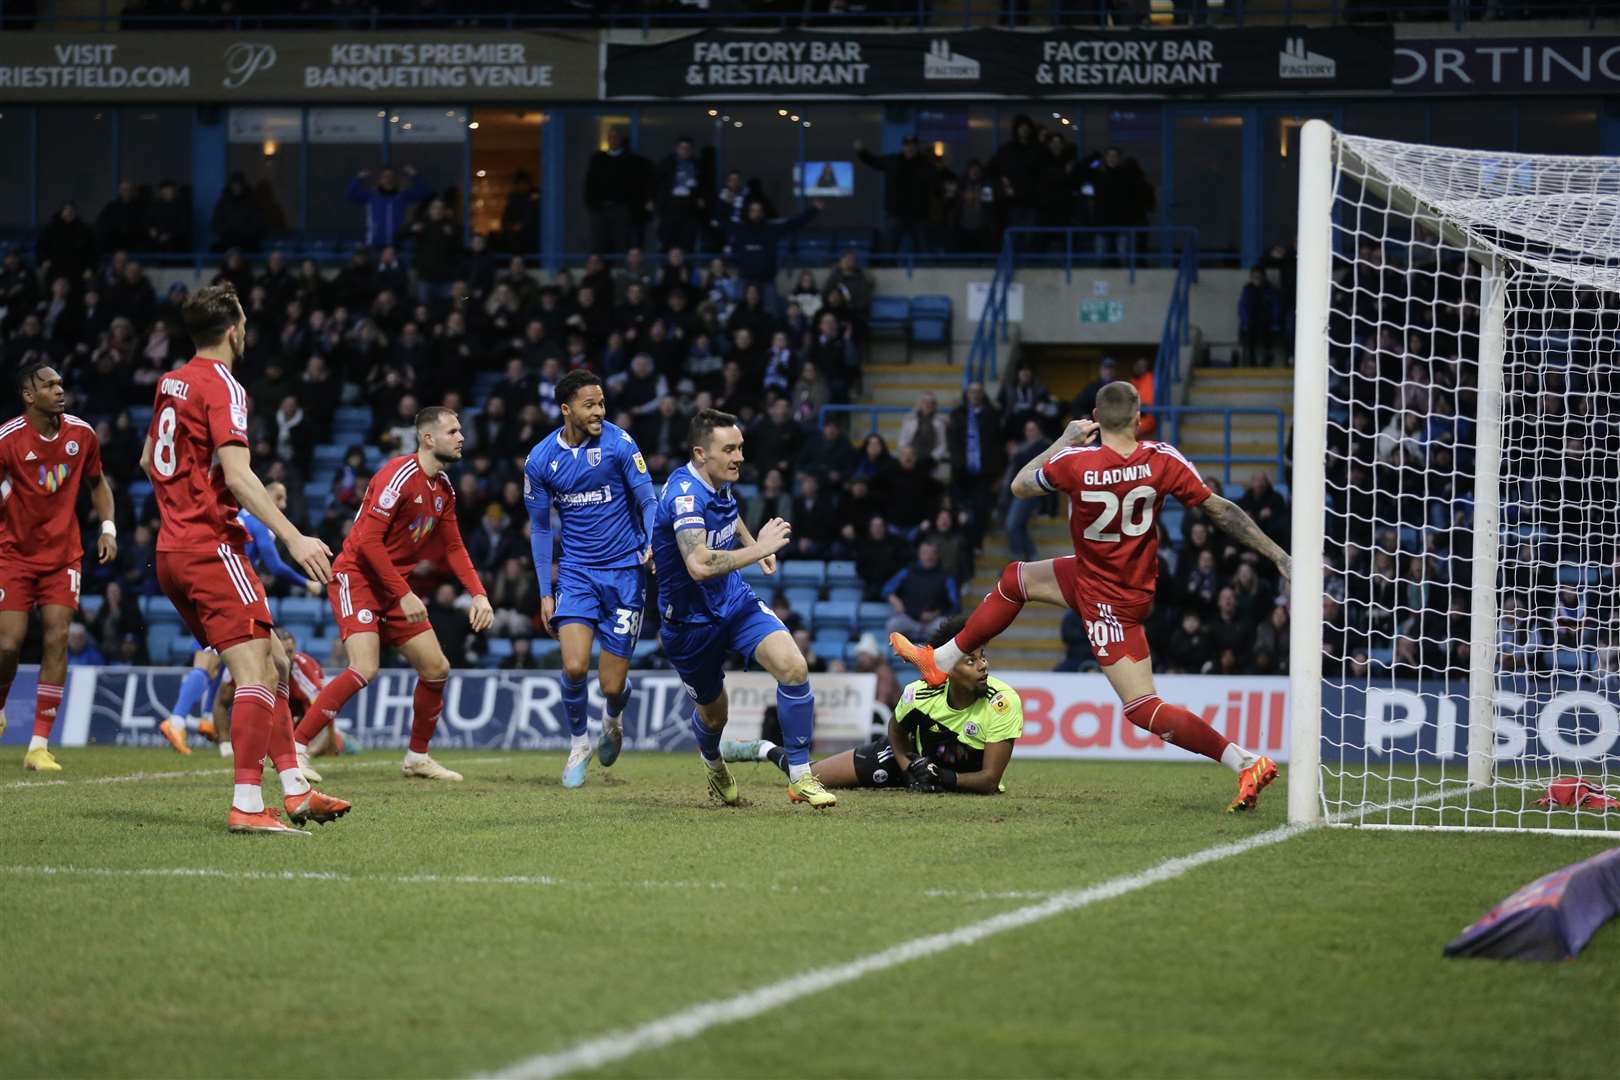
left=523, top=420, right=654, bottom=570
left=652, top=462, right=753, bottom=625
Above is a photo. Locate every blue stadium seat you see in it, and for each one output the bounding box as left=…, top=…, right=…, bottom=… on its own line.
left=824, top=560, right=859, bottom=588
left=869, top=295, right=909, bottom=343
left=827, top=586, right=863, bottom=605
left=534, top=640, right=563, bottom=664
left=812, top=599, right=857, bottom=631
left=1557, top=565, right=1603, bottom=586
left=858, top=601, right=891, bottom=628
left=1223, top=483, right=1244, bottom=501
left=907, top=294, right=952, bottom=361
left=734, top=483, right=759, bottom=502
left=1554, top=648, right=1589, bottom=672
left=281, top=596, right=326, bottom=622
left=313, top=444, right=349, bottom=466
left=632, top=640, right=660, bottom=662
left=784, top=587, right=819, bottom=615
left=484, top=638, right=514, bottom=667
left=80, top=595, right=104, bottom=620
left=779, top=561, right=826, bottom=588
left=333, top=406, right=372, bottom=429
left=741, top=564, right=769, bottom=591
left=813, top=628, right=849, bottom=654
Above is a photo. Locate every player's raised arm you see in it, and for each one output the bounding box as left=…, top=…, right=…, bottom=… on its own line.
left=674, top=517, right=790, bottom=581
left=217, top=445, right=333, bottom=583
left=1009, top=419, right=1099, bottom=499
left=1201, top=493, right=1292, bottom=583
left=732, top=516, right=776, bottom=576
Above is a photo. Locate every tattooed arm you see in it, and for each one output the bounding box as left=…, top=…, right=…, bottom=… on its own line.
left=1009, top=419, right=1099, bottom=499
left=675, top=517, right=792, bottom=582
left=1201, top=494, right=1292, bottom=582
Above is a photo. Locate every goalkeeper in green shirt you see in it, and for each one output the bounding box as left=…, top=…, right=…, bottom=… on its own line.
left=722, top=617, right=1023, bottom=794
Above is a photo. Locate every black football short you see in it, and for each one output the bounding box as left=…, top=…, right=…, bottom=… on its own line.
left=851, top=738, right=908, bottom=789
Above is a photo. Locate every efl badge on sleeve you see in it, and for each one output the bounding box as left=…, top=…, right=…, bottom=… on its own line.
left=379, top=490, right=398, bottom=510
left=634, top=452, right=648, bottom=473
left=230, top=405, right=248, bottom=430
left=675, top=495, right=696, bottom=514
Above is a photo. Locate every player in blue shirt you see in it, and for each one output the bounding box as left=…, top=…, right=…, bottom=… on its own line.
left=652, top=408, right=836, bottom=809
left=158, top=480, right=321, bottom=756
left=525, top=370, right=657, bottom=788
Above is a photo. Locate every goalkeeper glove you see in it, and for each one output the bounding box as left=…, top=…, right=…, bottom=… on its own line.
left=907, top=756, right=957, bottom=792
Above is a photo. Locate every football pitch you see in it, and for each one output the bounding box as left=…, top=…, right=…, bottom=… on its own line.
left=3, top=748, right=1615, bottom=1079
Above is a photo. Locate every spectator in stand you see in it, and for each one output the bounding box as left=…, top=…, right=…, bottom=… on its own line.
left=88, top=580, right=144, bottom=658
left=1071, top=356, right=1118, bottom=424
left=1181, top=548, right=1221, bottom=616
left=1238, top=265, right=1283, bottom=367
left=655, top=136, right=706, bottom=253
left=726, top=199, right=822, bottom=313
left=501, top=170, right=541, bottom=254
left=789, top=472, right=840, bottom=559
left=990, top=114, right=1044, bottom=239
left=1130, top=355, right=1157, bottom=437
left=824, top=250, right=874, bottom=322
left=797, top=416, right=857, bottom=487
left=1086, top=146, right=1156, bottom=261
left=1056, top=609, right=1094, bottom=672
left=851, top=634, right=903, bottom=711
left=788, top=270, right=822, bottom=321
left=1208, top=586, right=1255, bottom=662
left=919, top=506, right=970, bottom=581
left=1003, top=419, right=1049, bottom=563
left=96, top=180, right=147, bottom=254
left=373, top=244, right=409, bottom=300
left=1251, top=603, right=1289, bottom=674
left=947, top=381, right=1004, bottom=542
left=1238, top=471, right=1289, bottom=550
left=501, top=637, right=541, bottom=670
left=996, top=364, right=1054, bottom=442
left=897, top=391, right=949, bottom=474
left=489, top=556, right=539, bottom=637
left=410, top=198, right=462, bottom=304
left=882, top=540, right=960, bottom=641
left=788, top=359, right=831, bottom=428
left=211, top=172, right=266, bottom=252
left=854, top=135, right=936, bottom=253
left=427, top=582, right=472, bottom=668
left=584, top=128, right=654, bottom=255
left=1034, top=131, right=1079, bottom=240
left=345, top=165, right=430, bottom=247
left=146, top=178, right=190, bottom=252
left=1166, top=610, right=1215, bottom=674
left=634, top=394, right=686, bottom=477
left=888, top=446, right=942, bottom=531
left=958, top=159, right=996, bottom=252
left=37, top=203, right=96, bottom=287
left=709, top=169, right=750, bottom=247
left=748, top=398, right=804, bottom=481
left=66, top=622, right=107, bottom=667
left=468, top=503, right=524, bottom=573
left=856, top=515, right=911, bottom=600
left=1, top=248, right=40, bottom=326
left=745, top=468, right=793, bottom=535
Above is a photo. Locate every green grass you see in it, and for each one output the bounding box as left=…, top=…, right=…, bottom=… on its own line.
left=3, top=748, right=1616, bottom=1079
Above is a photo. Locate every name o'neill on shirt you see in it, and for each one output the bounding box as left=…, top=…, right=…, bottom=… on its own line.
left=555, top=484, right=614, bottom=508
left=1085, top=464, right=1153, bottom=486
left=159, top=377, right=190, bottom=400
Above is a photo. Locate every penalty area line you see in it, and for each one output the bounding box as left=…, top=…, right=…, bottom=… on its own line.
left=482, top=822, right=1309, bottom=1080
left=1, top=756, right=512, bottom=790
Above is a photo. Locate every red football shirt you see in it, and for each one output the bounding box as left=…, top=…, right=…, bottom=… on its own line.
left=333, top=454, right=485, bottom=607
left=0, top=413, right=103, bottom=572
left=147, top=357, right=252, bottom=553
left=1037, top=439, right=1212, bottom=608
left=288, top=650, right=325, bottom=715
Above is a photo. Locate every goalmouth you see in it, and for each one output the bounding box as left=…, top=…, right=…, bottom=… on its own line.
left=1288, top=120, right=1620, bottom=834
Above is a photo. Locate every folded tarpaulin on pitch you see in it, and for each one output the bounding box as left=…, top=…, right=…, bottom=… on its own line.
left=1444, top=846, right=1620, bottom=962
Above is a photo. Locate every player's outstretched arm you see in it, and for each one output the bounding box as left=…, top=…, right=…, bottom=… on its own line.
left=217, top=445, right=333, bottom=583
left=1200, top=493, right=1292, bottom=582
left=674, top=517, right=791, bottom=581
left=1009, top=419, right=1099, bottom=499
left=733, top=517, right=775, bottom=576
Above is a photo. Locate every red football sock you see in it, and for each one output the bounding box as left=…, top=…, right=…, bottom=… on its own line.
left=295, top=667, right=368, bottom=744
left=231, top=684, right=276, bottom=786
left=955, top=562, right=1028, bottom=654
left=1123, top=694, right=1231, bottom=763
left=409, top=676, right=447, bottom=754
left=32, top=682, right=64, bottom=740
left=268, top=682, right=298, bottom=774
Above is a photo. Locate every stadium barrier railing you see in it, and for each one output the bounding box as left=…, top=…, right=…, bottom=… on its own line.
left=818, top=403, right=912, bottom=436
left=1139, top=405, right=1287, bottom=486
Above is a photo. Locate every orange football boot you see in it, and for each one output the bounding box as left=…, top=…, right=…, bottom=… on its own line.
left=889, top=632, right=947, bottom=687
left=1228, top=755, right=1279, bottom=813
left=228, top=806, right=308, bottom=835
left=157, top=718, right=192, bottom=755
left=284, top=789, right=352, bottom=826
left=198, top=719, right=219, bottom=743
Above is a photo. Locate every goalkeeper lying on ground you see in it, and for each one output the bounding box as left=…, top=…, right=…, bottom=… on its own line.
left=722, top=617, right=1022, bottom=793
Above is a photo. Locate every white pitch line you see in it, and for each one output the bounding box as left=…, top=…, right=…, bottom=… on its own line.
left=2, top=756, right=512, bottom=791
left=484, top=823, right=1308, bottom=1080
left=0, top=864, right=1044, bottom=904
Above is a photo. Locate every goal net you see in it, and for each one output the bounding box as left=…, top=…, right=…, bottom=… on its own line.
left=1289, top=122, right=1620, bottom=833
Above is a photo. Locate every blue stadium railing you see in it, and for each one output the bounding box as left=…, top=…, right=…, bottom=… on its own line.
left=0, top=1, right=1598, bottom=31
left=818, top=404, right=911, bottom=436
left=963, top=225, right=1199, bottom=391
left=1140, top=406, right=1287, bottom=486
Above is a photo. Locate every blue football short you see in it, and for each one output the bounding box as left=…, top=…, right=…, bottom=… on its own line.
left=552, top=562, right=647, bottom=659
left=658, top=593, right=785, bottom=705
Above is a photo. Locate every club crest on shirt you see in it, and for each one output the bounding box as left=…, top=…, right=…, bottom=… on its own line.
left=357, top=609, right=374, bottom=624
left=434, top=496, right=444, bottom=512
left=587, top=448, right=602, bottom=467
left=965, top=720, right=982, bottom=739
left=65, top=440, right=79, bottom=456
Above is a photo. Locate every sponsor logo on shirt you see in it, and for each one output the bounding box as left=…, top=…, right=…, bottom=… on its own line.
left=556, top=485, right=614, bottom=508
left=39, top=463, right=70, bottom=493
left=407, top=516, right=437, bottom=544
left=965, top=720, right=982, bottom=739
left=230, top=405, right=248, bottom=431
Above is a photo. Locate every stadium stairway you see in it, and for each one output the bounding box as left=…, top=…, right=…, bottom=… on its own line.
left=859, top=362, right=963, bottom=446
left=1174, top=366, right=1293, bottom=483
left=962, top=517, right=1073, bottom=670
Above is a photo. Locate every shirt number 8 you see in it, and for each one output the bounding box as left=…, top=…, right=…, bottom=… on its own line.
left=152, top=406, right=179, bottom=478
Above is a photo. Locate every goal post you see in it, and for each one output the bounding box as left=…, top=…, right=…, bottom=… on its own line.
left=1288, top=121, right=1620, bottom=833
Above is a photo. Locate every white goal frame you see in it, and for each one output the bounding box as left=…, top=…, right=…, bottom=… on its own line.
left=1288, top=120, right=1513, bottom=828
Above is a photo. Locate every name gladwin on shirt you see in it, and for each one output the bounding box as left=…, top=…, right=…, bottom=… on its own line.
left=1084, top=464, right=1152, bottom=486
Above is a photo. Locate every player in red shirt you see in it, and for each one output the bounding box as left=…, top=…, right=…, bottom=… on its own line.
left=0, top=362, right=118, bottom=772
left=207, top=627, right=349, bottom=759
left=893, top=380, right=1293, bottom=812
left=141, top=284, right=350, bottom=835
left=292, top=406, right=493, bottom=783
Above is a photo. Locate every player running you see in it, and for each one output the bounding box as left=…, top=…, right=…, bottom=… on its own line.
left=0, top=363, right=117, bottom=772
left=158, top=481, right=324, bottom=756
left=724, top=617, right=1022, bottom=794
left=141, top=284, right=349, bottom=834
left=892, top=380, right=1292, bottom=813
left=524, top=370, right=657, bottom=788
left=292, top=407, right=493, bottom=782
left=651, top=407, right=835, bottom=809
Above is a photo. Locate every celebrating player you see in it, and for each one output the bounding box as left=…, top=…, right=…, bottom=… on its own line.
left=651, top=408, right=835, bottom=809
left=0, top=363, right=117, bottom=772
left=142, top=284, right=349, bottom=834
left=725, top=617, right=1022, bottom=794
left=293, top=407, right=493, bottom=782
left=524, top=370, right=657, bottom=788
left=158, top=480, right=324, bottom=756
left=893, top=380, right=1292, bottom=812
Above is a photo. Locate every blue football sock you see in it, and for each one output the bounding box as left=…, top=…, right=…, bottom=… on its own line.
left=605, top=679, right=632, bottom=720
left=201, top=670, right=223, bottom=716
left=776, top=681, right=815, bottom=768
left=170, top=668, right=210, bottom=722
left=560, top=673, right=589, bottom=737
left=688, top=709, right=722, bottom=761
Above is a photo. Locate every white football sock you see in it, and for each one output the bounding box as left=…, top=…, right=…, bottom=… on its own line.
left=570, top=733, right=591, bottom=754
left=403, top=749, right=429, bottom=766
left=701, top=752, right=724, bottom=771
left=218, top=740, right=233, bottom=759
left=278, top=767, right=311, bottom=798
left=932, top=638, right=964, bottom=671
left=28, top=735, right=47, bottom=752
left=788, top=762, right=811, bottom=782
left=1220, top=743, right=1258, bottom=774
left=756, top=739, right=778, bottom=761
left=233, top=784, right=264, bottom=813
